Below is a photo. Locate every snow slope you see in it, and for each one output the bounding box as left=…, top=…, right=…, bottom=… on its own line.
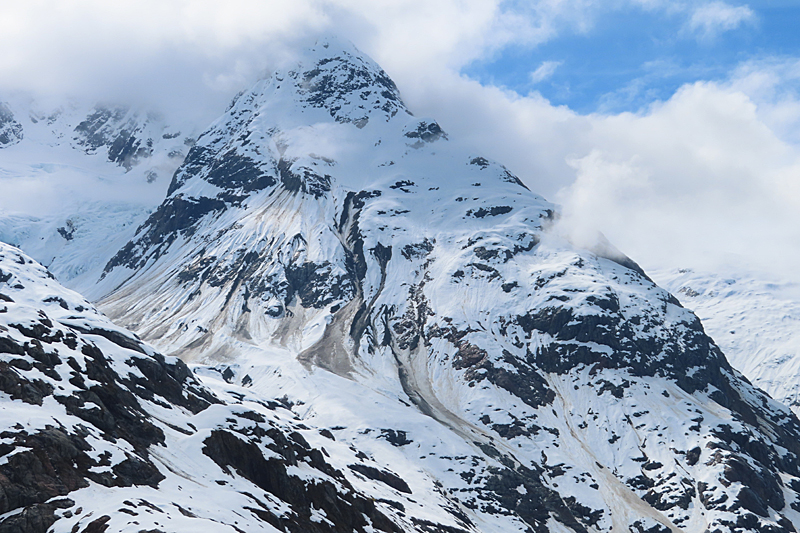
left=86, top=38, right=800, bottom=532
left=1, top=242, right=494, bottom=533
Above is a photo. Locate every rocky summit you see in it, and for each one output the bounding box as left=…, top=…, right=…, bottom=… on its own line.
left=3, top=38, right=800, bottom=533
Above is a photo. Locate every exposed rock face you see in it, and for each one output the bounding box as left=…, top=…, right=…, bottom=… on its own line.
left=292, top=40, right=408, bottom=127
left=73, top=106, right=158, bottom=169
left=4, top=96, right=189, bottom=169
left=0, top=102, right=23, bottom=147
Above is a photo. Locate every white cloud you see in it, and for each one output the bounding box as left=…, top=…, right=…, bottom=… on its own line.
left=1, top=0, right=800, bottom=285
left=0, top=0, right=334, bottom=122
left=396, top=57, right=800, bottom=283
left=687, top=1, right=755, bottom=39
left=0, top=0, right=619, bottom=112
left=530, top=61, right=562, bottom=83
left=554, top=79, right=800, bottom=280
left=727, top=57, right=800, bottom=142
left=0, top=0, right=737, bottom=116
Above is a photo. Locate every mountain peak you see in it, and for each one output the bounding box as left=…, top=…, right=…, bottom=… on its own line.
left=220, top=37, right=410, bottom=132
left=286, top=36, right=410, bottom=126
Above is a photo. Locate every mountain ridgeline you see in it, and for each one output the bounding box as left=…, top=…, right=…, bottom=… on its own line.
left=3, top=38, right=800, bottom=532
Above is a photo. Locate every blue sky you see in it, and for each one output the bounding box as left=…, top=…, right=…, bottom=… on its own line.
left=464, top=1, right=800, bottom=113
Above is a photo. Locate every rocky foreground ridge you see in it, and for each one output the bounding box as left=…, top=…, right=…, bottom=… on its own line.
left=0, top=242, right=472, bottom=533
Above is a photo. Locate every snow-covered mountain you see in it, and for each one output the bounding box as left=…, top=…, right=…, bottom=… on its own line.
left=654, top=268, right=800, bottom=416
left=68, top=38, right=800, bottom=532
left=5, top=37, right=800, bottom=533
left=0, top=95, right=198, bottom=296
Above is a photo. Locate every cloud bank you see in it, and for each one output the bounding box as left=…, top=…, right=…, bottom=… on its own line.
left=1, top=0, right=797, bottom=282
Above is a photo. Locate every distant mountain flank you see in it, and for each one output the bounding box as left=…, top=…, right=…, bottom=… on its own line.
left=655, top=267, right=800, bottom=416
left=0, top=94, right=203, bottom=297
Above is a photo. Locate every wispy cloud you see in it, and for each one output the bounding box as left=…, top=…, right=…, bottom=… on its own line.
left=687, top=1, right=755, bottom=40
left=530, top=60, right=562, bottom=83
